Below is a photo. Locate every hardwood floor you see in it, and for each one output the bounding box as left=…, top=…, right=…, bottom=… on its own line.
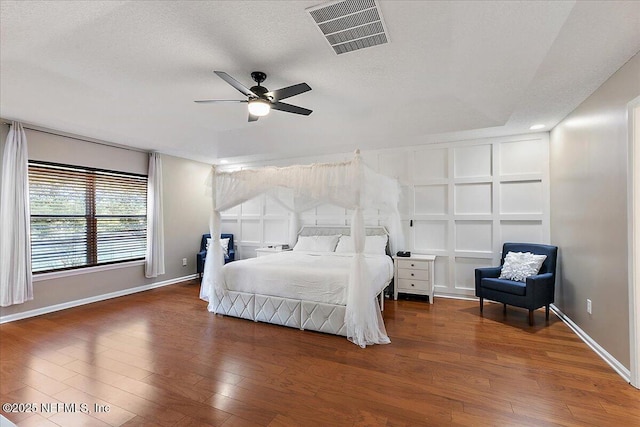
left=1, top=281, right=638, bottom=426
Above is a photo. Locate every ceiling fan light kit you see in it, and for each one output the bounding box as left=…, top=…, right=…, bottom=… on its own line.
left=195, top=71, right=312, bottom=122
left=248, top=99, right=270, bottom=116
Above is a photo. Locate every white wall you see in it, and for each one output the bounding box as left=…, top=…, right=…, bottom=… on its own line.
left=221, top=133, right=550, bottom=297
left=0, top=125, right=211, bottom=318
left=550, top=52, right=640, bottom=369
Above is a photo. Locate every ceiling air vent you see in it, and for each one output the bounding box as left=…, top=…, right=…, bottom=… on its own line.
left=307, top=0, right=389, bottom=55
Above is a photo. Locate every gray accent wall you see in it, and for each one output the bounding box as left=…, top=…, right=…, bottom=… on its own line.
left=550, top=52, right=640, bottom=368
left=0, top=126, right=211, bottom=318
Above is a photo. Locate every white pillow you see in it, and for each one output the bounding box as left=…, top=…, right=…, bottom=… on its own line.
left=365, top=235, right=388, bottom=255
left=220, top=238, right=230, bottom=257
left=335, top=235, right=388, bottom=255
left=334, top=236, right=354, bottom=253
left=293, top=235, right=341, bottom=252
left=206, top=237, right=230, bottom=257
left=499, top=251, right=547, bottom=282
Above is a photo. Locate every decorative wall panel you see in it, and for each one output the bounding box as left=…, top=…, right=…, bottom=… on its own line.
left=220, top=219, right=238, bottom=237
left=222, top=205, right=240, bottom=215
left=455, top=257, right=494, bottom=290
left=316, top=216, right=347, bottom=225
left=264, top=219, right=289, bottom=244
left=240, top=219, right=261, bottom=243
left=500, top=181, right=543, bottom=214
left=415, top=185, right=447, bottom=215
left=398, top=185, right=414, bottom=216
left=316, top=203, right=346, bottom=216
left=455, top=183, right=492, bottom=215
left=413, top=148, right=448, bottom=181
left=434, top=256, right=449, bottom=287
left=241, top=196, right=262, bottom=216
left=500, top=220, right=543, bottom=244
left=379, top=150, right=409, bottom=183
left=455, top=221, right=493, bottom=252
left=414, top=221, right=447, bottom=251
left=265, top=195, right=289, bottom=215
left=500, top=139, right=543, bottom=175
left=454, top=144, right=492, bottom=178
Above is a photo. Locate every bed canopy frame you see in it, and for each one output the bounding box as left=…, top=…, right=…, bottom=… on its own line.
left=199, top=150, right=404, bottom=347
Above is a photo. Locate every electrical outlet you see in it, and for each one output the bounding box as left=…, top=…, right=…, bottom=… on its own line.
left=182, top=258, right=187, bottom=267
left=587, top=298, right=592, bottom=314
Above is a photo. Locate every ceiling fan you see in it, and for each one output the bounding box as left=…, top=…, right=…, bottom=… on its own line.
left=195, top=71, right=312, bottom=122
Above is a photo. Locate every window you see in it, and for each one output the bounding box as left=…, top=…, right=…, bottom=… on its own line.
left=29, top=161, right=147, bottom=273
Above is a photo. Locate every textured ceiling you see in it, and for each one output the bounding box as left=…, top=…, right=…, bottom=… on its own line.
left=1, top=1, right=639, bottom=165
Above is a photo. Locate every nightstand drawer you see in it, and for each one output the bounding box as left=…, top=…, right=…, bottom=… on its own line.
left=398, top=268, right=430, bottom=281
left=397, top=278, right=430, bottom=292
left=397, top=259, right=430, bottom=270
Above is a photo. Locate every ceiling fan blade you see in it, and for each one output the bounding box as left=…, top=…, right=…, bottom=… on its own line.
left=194, top=100, right=248, bottom=103
left=248, top=113, right=259, bottom=122
left=214, top=71, right=256, bottom=97
left=266, top=83, right=311, bottom=101
left=271, top=101, right=313, bottom=116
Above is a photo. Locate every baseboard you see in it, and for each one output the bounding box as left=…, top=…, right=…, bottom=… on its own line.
left=433, top=291, right=477, bottom=301
left=0, top=274, right=198, bottom=324
left=551, top=304, right=631, bottom=383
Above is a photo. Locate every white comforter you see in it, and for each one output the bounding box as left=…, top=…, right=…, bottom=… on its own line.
left=222, top=251, right=394, bottom=305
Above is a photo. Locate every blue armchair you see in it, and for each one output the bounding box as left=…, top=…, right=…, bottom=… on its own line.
left=475, top=242, right=558, bottom=326
left=197, top=233, right=235, bottom=277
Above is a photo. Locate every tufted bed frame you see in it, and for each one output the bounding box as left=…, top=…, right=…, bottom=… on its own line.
left=210, top=225, right=391, bottom=336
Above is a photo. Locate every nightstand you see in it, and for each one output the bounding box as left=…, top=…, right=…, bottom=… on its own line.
left=393, top=254, right=436, bottom=303
left=255, top=247, right=292, bottom=257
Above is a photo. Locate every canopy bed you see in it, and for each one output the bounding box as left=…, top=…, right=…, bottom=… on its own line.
left=199, top=151, right=403, bottom=347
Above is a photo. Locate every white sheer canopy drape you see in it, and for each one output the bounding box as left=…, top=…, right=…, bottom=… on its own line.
left=0, top=121, right=33, bottom=306
left=266, top=190, right=321, bottom=246
left=145, top=152, right=165, bottom=278
left=199, top=151, right=404, bottom=347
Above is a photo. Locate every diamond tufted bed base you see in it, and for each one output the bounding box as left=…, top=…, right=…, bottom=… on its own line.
left=211, top=289, right=349, bottom=336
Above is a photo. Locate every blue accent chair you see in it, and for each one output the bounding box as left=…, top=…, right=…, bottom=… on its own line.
left=475, top=242, right=558, bottom=326
left=197, top=233, right=235, bottom=277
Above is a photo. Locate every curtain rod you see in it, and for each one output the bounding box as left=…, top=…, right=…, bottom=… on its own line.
left=2, top=121, right=149, bottom=154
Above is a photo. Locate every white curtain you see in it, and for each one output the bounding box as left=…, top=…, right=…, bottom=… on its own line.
left=145, top=152, right=165, bottom=278
left=346, top=207, right=390, bottom=346
left=0, top=121, right=33, bottom=306
left=199, top=151, right=403, bottom=347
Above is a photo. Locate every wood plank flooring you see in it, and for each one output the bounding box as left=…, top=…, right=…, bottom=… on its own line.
left=1, top=281, right=638, bottom=426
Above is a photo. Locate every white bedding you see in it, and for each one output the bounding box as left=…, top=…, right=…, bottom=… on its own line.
left=222, top=251, right=393, bottom=305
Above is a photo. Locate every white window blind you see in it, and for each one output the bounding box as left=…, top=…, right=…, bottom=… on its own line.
left=28, top=161, right=147, bottom=273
